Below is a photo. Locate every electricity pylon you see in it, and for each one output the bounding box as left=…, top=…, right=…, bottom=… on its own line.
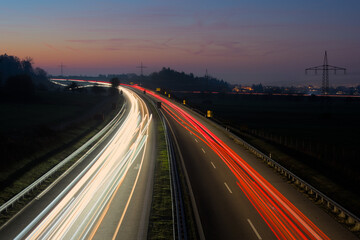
left=136, top=62, right=147, bottom=76
left=58, top=63, right=66, bottom=77
left=136, top=62, right=147, bottom=86
left=305, top=51, right=346, bottom=95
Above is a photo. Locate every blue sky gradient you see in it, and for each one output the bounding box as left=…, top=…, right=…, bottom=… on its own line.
left=1, top=0, right=359, bottom=85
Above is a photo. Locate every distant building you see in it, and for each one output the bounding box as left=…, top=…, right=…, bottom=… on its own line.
left=232, top=85, right=241, bottom=92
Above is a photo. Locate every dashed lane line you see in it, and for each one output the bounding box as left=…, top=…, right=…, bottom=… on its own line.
left=247, top=219, right=262, bottom=240
left=224, top=182, right=232, bottom=194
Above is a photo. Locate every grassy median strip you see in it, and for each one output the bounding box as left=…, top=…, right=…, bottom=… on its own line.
left=147, top=120, right=173, bottom=240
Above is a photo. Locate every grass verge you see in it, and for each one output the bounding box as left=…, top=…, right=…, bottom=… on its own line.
left=230, top=128, right=360, bottom=216
left=0, top=93, right=124, bottom=226
left=228, top=127, right=360, bottom=238
left=147, top=119, right=173, bottom=239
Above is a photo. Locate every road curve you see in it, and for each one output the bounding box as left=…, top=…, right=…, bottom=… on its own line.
left=1, top=87, right=156, bottom=240
left=134, top=85, right=357, bottom=240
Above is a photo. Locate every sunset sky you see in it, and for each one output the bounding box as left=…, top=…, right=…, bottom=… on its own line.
left=1, top=0, right=360, bottom=85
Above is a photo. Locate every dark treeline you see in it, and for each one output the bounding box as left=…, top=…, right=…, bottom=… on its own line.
left=144, top=68, right=230, bottom=92
left=0, top=55, right=123, bottom=195
left=0, top=54, right=51, bottom=101
left=103, top=68, right=231, bottom=92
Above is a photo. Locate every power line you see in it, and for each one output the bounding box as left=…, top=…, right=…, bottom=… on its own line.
left=58, top=63, right=66, bottom=76
left=205, top=68, right=210, bottom=91
left=305, top=51, right=346, bottom=95
left=136, top=62, right=147, bottom=76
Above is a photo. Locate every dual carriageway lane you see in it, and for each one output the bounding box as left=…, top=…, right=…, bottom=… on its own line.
left=1, top=82, right=358, bottom=240
left=137, top=85, right=358, bottom=240
left=1, top=86, right=156, bottom=240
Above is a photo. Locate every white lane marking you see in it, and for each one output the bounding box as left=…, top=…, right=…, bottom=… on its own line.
left=201, top=148, right=205, bottom=154
left=189, top=132, right=192, bottom=135
left=210, top=162, right=216, bottom=169
left=224, top=182, right=232, bottom=194
left=111, top=125, right=150, bottom=240
left=247, top=219, right=262, bottom=240
left=194, top=138, right=198, bottom=143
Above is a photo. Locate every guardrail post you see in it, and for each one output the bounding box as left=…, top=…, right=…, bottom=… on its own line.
left=226, top=126, right=360, bottom=230
left=338, top=210, right=345, bottom=218
left=346, top=216, right=355, bottom=224
left=333, top=205, right=339, bottom=214
left=352, top=222, right=360, bottom=231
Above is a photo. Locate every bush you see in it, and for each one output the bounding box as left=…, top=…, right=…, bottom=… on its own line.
left=5, top=74, right=35, bottom=100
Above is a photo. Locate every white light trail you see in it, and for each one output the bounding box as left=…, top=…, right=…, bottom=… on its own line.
left=15, top=87, right=152, bottom=240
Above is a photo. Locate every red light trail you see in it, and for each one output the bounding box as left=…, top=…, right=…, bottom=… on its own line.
left=130, top=85, right=330, bottom=240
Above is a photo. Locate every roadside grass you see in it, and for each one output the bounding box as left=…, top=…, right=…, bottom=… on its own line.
left=175, top=92, right=360, bottom=217
left=0, top=91, right=106, bottom=134
left=0, top=91, right=124, bottom=226
left=0, top=90, right=116, bottom=185
left=231, top=129, right=360, bottom=218
left=147, top=119, right=173, bottom=239
left=146, top=101, right=198, bottom=239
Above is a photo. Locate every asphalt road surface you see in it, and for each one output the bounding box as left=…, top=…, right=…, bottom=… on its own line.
left=0, top=87, right=157, bottom=240
left=140, top=86, right=358, bottom=240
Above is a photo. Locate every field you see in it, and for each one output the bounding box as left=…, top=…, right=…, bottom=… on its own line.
left=174, top=92, right=360, bottom=215
left=0, top=90, right=123, bottom=205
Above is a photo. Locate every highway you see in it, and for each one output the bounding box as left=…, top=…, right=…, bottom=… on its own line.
left=1, top=83, right=358, bottom=240
left=136, top=85, right=358, bottom=240
left=0, top=87, right=156, bottom=240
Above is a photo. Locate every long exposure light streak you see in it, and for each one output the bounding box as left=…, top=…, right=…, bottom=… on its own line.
left=15, top=87, right=152, bottom=240
left=131, top=85, right=330, bottom=240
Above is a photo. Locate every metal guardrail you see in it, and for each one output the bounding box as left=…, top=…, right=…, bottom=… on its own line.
left=145, top=90, right=360, bottom=234
left=176, top=100, right=360, bottom=232
left=163, top=116, right=188, bottom=240
left=163, top=97, right=360, bottom=233
left=137, top=88, right=188, bottom=239
left=0, top=104, right=126, bottom=214
left=225, top=128, right=360, bottom=232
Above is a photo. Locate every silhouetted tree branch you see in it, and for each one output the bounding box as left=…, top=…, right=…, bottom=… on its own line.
left=109, top=77, right=120, bottom=95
